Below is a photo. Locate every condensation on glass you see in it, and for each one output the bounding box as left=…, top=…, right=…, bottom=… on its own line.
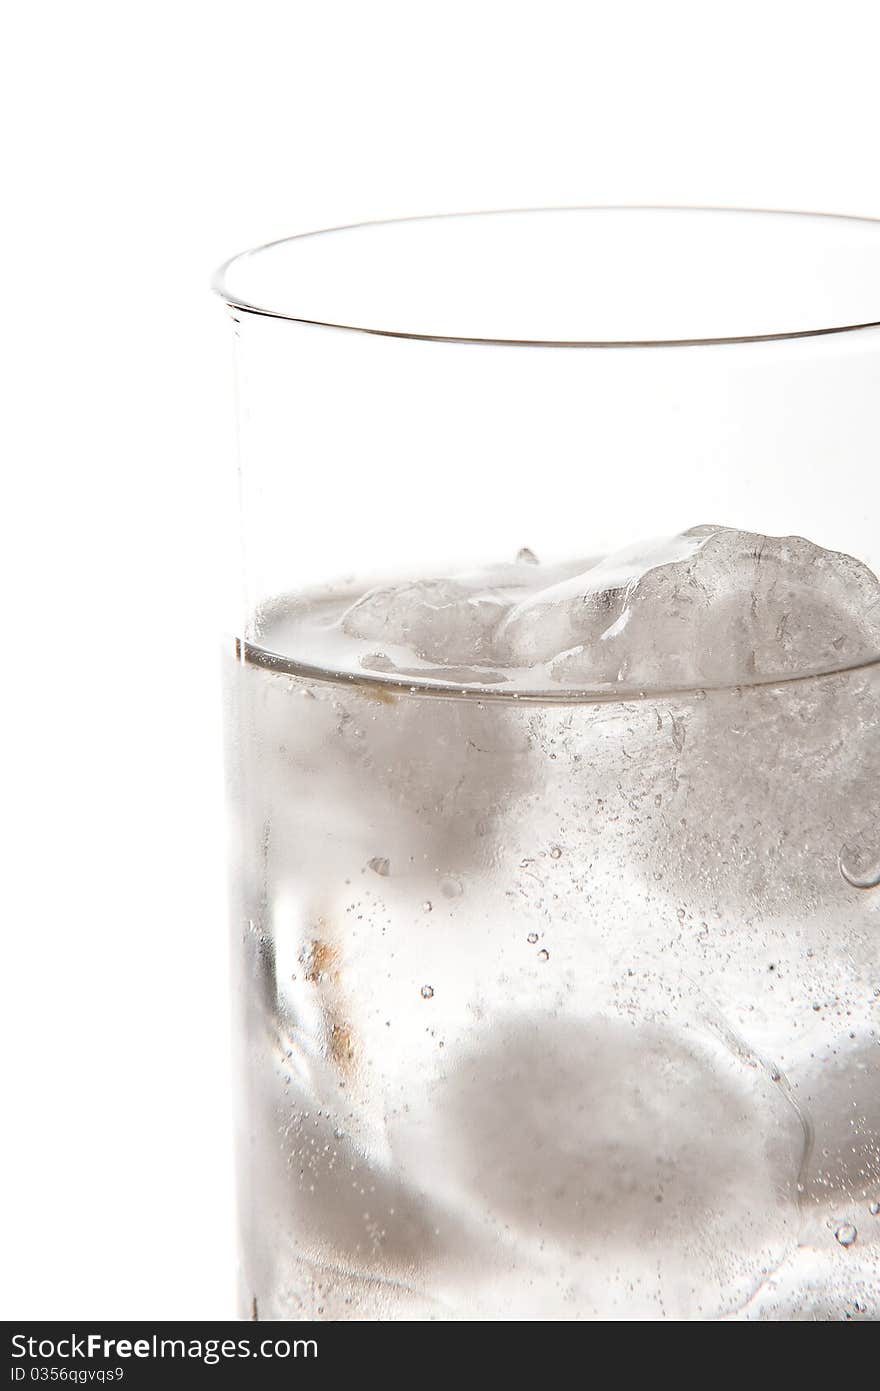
left=216, top=209, right=880, bottom=1322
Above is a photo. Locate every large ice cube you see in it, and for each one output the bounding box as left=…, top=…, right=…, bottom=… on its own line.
left=499, top=526, right=880, bottom=689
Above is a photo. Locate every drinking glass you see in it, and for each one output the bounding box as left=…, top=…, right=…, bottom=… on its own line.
left=215, top=208, right=880, bottom=1321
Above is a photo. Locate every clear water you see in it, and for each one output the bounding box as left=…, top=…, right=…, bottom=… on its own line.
left=226, top=528, right=880, bottom=1320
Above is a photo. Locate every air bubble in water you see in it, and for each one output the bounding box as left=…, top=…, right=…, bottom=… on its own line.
left=422, top=901, right=433, bottom=913
left=834, top=1223, right=857, bottom=1247
left=549, top=845, right=562, bottom=859
left=527, top=932, right=539, bottom=944
left=869, top=1201, right=880, bottom=1216
left=367, top=856, right=391, bottom=877
left=838, top=835, right=880, bottom=890
left=420, top=985, right=434, bottom=999
left=537, top=948, right=550, bottom=962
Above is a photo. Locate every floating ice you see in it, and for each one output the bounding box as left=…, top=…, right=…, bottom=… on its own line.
left=500, top=526, right=880, bottom=688
left=536, top=523, right=880, bottom=692
left=334, top=554, right=588, bottom=676
left=263, top=528, right=880, bottom=691
left=340, top=575, right=512, bottom=668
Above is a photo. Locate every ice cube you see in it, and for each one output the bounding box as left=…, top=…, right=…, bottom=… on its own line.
left=339, top=577, right=508, bottom=667
left=496, top=528, right=715, bottom=680
left=388, top=1013, right=803, bottom=1318
left=499, top=526, right=880, bottom=689
left=336, top=556, right=589, bottom=673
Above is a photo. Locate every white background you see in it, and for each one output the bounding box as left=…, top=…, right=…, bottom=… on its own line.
left=3, top=0, right=880, bottom=1319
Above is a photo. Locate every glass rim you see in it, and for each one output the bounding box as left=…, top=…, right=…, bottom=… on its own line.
left=213, top=204, right=880, bottom=349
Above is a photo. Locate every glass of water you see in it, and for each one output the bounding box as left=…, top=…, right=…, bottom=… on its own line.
left=215, top=208, right=880, bottom=1322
